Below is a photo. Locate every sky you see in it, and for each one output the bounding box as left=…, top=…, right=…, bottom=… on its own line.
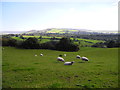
left=1, top=0, right=118, bottom=32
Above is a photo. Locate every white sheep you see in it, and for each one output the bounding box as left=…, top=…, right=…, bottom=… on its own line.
left=64, top=61, right=75, bottom=65
left=57, top=57, right=65, bottom=62
left=64, top=54, right=66, bottom=56
left=76, top=55, right=81, bottom=59
left=40, top=54, right=43, bottom=56
left=81, top=57, right=89, bottom=61
left=34, top=54, right=37, bottom=56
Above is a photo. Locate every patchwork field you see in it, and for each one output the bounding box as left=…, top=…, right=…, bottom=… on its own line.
left=2, top=46, right=118, bottom=88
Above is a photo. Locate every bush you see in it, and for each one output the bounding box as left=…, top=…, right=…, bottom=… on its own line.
left=1, top=38, right=9, bottom=46
left=40, top=41, right=58, bottom=50
left=91, top=42, right=107, bottom=48
left=2, top=38, right=17, bottom=47
left=104, top=40, right=120, bottom=48
left=20, top=37, right=40, bottom=49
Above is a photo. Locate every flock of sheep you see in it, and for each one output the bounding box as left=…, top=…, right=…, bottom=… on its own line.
left=35, top=53, right=89, bottom=65
left=57, top=54, right=89, bottom=65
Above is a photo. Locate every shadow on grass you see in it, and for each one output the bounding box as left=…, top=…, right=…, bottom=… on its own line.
left=54, top=61, right=64, bottom=63
left=78, top=61, right=86, bottom=63
left=12, top=67, right=35, bottom=72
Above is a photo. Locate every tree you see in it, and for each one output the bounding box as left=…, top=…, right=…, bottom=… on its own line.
left=20, top=35, right=25, bottom=39
left=91, top=42, right=107, bottom=48
left=78, top=41, right=81, bottom=45
left=21, top=37, right=40, bottom=49
left=39, top=36, right=42, bottom=39
left=7, top=39, right=17, bottom=47
left=2, top=38, right=17, bottom=47
left=40, top=41, right=58, bottom=50
left=105, top=40, right=115, bottom=48
left=50, top=36, right=56, bottom=40
left=56, top=37, right=79, bottom=51
left=39, top=36, right=42, bottom=41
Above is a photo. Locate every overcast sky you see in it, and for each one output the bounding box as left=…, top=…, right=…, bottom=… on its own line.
left=1, top=0, right=118, bottom=32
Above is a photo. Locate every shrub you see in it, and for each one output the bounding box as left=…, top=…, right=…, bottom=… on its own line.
left=91, top=42, right=107, bottom=48
left=20, top=37, right=40, bottom=49
left=40, top=41, right=58, bottom=50
left=2, top=38, right=17, bottom=47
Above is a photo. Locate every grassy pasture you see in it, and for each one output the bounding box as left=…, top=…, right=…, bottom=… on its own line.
left=12, top=37, right=24, bottom=41
left=77, top=38, right=104, bottom=43
left=2, top=47, right=118, bottom=88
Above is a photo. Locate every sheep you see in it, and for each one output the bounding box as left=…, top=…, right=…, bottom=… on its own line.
left=64, top=61, right=75, bottom=65
left=34, top=54, right=37, bottom=56
left=57, top=57, right=65, bottom=62
left=64, top=54, right=66, bottom=56
left=81, top=57, right=89, bottom=61
left=76, top=55, right=81, bottom=59
left=40, top=54, right=43, bottom=56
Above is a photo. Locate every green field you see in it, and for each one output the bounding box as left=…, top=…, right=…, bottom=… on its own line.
left=2, top=47, right=118, bottom=88
left=46, top=29, right=79, bottom=33
left=47, top=29, right=65, bottom=33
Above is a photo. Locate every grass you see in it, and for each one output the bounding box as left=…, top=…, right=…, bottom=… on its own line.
left=2, top=46, right=118, bottom=88
left=11, top=37, right=24, bottom=41
left=77, top=38, right=104, bottom=43
left=39, top=39, right=51, bottom=43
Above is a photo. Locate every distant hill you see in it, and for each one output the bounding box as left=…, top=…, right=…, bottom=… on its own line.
left=1, top=31, right=24, bottom=35
left=23, top=28, right=102, bottom=35
left=23, top=28, right=118, bottom=35
left=2, top=28, right=118, bottom=35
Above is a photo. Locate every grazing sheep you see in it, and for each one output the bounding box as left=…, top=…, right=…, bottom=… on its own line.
left=64, top=54, right=66, bottom=56
left=34, top=54, right=37, bottom=56
left=64, top=61, right=75, bottom=65
left=57, top=57, right=65, bottom=62
left=59, top=55, right=62, bottom=57
left=76, top=55, right=81, bottom=59
left=40, top=54, right=43, bottom=56
left=81, top=57, right=89, bottom=61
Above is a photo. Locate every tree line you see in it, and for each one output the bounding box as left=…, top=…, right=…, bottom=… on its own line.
left=1, top=36, right=79, bottom=52
left=1, top=34, right=120, bottom=51
left=91, top=40, right=120, bottom=48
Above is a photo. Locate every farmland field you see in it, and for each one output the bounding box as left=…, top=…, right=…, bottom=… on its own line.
left=2, top=46, right=118, bottom=88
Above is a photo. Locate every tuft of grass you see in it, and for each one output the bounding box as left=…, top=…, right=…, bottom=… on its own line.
left=47, top=83, right=62, bottom=88
left=12, top=67, right=35, bottom=72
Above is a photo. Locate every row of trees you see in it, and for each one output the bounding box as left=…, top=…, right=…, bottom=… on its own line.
left=1, top=34, right=120, bottom=51
left=91, top=40, right=120, bottom=48
left=1, top=37, right=79, bottom=52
